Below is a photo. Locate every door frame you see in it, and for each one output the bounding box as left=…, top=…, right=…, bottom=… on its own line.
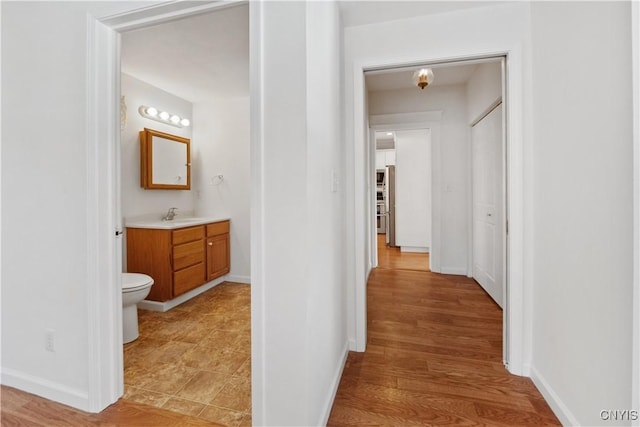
left=85, top=0, right=247, bottom=412
left=351, top=51, right=529, bottom=375
left=632, top=0, right=640, bottom=418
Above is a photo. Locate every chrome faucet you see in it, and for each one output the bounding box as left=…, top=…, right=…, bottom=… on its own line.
left=163, top=207, right=178, bottom=221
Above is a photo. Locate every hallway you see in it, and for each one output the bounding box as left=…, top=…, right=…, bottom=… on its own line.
left=376, top=234, right=430, bottom=272
left=327, top=267, right=559, bottom=425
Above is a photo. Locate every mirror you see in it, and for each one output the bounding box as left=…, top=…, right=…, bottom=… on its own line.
left=139, top=128, right=191, bottom=190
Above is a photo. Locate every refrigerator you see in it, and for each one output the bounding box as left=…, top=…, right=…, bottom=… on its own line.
left=386, top=166, right=396, bottom=247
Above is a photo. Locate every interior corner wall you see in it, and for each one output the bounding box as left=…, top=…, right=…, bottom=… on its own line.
left=305, top=1, right=347, bottom=423
left=368, top=85, right=469, bottom=273
left=530, top=2, right=634, bottom=425
left=466, top=61, right=502, bottom=124
left=192, top=97, right=251, bottom=282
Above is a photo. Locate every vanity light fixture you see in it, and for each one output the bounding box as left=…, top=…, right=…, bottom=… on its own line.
left=138, top=105, right=191, bottom=128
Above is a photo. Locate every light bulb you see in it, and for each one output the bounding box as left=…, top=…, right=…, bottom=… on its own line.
left=170, top=115, right=181, bottom=124
left=159, top=111, right=170, bottom=120
left=145, top=107, right=158, bottom=116
left=180, top=118, right=191, bottom=127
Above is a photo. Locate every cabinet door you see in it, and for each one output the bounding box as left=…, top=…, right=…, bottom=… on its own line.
left=207, top=234, right=230, bottom=280
left=126, top=227, right=173, bottom=302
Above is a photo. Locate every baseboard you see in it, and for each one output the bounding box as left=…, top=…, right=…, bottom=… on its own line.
left=139, top=276, right=226, bottom=312
left=1, top=367, right=89, bottom=411
left=348, top=338, right=357, bottom=351
left=400, top=246, right=429, bottom=253
left=529, top=365, right=579, bottom=426
left=319, top=342, right=349, bottom=426
left=225, top=274, right=251, bottom=284
left=440, top=267, right=468, bottom=275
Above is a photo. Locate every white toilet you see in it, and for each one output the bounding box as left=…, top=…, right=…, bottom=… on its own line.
left=122, top=273, right=154, bottom=344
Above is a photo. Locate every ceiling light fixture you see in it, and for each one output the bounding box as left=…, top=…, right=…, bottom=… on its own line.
left=412, top=68, right=434, bottom=90
left=138, top=105, right=191, bottom=128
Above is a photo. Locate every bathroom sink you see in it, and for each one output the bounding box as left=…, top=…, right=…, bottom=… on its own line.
left=169, top=217, right=208, bottom=223
left=125, top=216, right=230, bottom=229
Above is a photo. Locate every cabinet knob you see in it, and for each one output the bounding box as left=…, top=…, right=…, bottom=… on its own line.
left=208, top=242, right=213, bottom=246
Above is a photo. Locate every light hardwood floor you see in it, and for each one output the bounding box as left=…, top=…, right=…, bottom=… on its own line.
left=327, top=243, right=560, bottom=426
left=376, top=233, right=430, bottom=271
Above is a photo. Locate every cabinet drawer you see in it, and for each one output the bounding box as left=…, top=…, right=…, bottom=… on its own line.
left=207, top=220, right=230, bottom=237
left=173, top=240, right=205, bottom=270
left=173, top=262, right=206, bottom=296
left=173, top=226, right=205, bottom=245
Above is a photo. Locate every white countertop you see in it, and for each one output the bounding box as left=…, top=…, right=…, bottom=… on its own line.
left=125, top=216, right=230, bottom=230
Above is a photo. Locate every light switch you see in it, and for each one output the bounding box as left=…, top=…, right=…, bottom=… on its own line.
left=331, top=170, right=339, bottom=193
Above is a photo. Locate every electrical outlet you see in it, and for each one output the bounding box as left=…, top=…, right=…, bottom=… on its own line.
left=45, top=329, right=55, bottom=352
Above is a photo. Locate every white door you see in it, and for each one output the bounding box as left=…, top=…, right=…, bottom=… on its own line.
left=472, top=103, right=504, bottom=308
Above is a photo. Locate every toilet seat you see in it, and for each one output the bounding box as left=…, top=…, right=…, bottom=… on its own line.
left=123, top=273, right=154, bottom=293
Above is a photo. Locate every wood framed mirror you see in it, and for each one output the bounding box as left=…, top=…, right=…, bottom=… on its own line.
left=140, top=128, right=191, bottom=190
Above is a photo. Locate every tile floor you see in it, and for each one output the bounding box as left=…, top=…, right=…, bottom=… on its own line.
left=123, top=282, right=251, bottom=427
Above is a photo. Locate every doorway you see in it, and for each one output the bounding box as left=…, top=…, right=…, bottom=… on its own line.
left=118, top=7, right=251, bottom=423
left=372, top=127, right=432, bottom=272
left=86, top=1, right=251, bottom=414
left=355, top=56, right=516, bottom=370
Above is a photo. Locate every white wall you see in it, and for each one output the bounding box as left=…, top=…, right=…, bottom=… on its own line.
left=375, top=149, right=395, bottom=168
left=530, top=2, right=634, bottom=425
left=368, top=85, right=469, bottom=272
left=192, top=97, right=250, bottom=282
left=251, top=1, right=346, bottom=425
left=120, top=73, right=194, bottom=220
left=395, top=129, right=431, bottom=251
left=467, top=61, right=502, bottom=124
left=306, top=3, right=346, bottom=423
left=0, top=0, right=155, bottom=410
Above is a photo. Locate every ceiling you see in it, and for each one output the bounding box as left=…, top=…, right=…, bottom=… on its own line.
left=365, top=63, right=479, bottom=92
left=120, top=4, right=249, bottom=103
left=120, top=2, right=500, bottom=103
left=338, top=1, right=504, bottom=27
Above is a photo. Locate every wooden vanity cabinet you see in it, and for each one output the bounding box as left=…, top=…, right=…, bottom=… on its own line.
left=126, top=220, right=230, bottom=302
